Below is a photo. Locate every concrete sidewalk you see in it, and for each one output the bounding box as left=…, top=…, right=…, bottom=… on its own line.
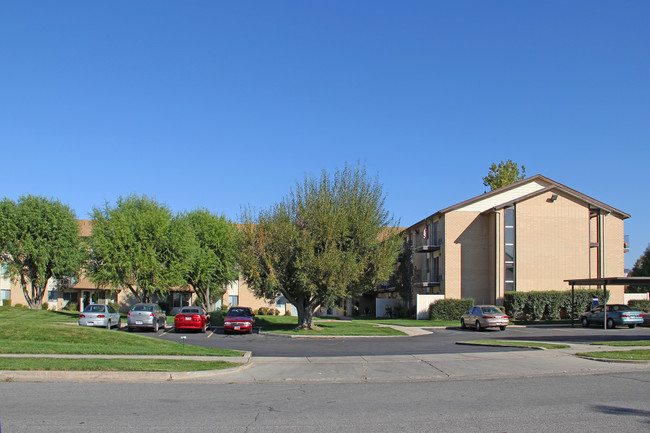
left=1, top=344, right=648, bottom=384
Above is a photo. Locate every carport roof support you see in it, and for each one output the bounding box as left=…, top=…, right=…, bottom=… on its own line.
left=564, top=277, right=650, bottom=329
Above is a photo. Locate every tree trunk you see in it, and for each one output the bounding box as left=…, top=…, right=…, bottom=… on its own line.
left=21, top=276, right=43, bottom=309
left=295, top=297, right=318, bottom=329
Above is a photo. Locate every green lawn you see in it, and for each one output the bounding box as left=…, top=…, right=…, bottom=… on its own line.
left=0, top=307, right=242, bottom=357
left=591, top=340, right=650, bottom=347
left=255, top=315, right=405, bottom=335
left=458, top=339, right=570, bottom=349
left=0, top=357, right=239, bottom=371
left=576, top=349, right=650, bottom=361
left=352, top=317, right=460, bottom=327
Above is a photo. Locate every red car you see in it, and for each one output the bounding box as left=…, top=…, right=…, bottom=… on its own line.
left=174, top=306, right=210, bottom=333
left=224, top=307, right=255, bottom=334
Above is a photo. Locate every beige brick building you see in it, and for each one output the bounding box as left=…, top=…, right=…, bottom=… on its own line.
left=401, top=175, right=629, bottom=306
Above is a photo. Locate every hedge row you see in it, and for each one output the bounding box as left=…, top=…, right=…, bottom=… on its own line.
left=504, top=289, right=610, bottom=321
left=628, top=300, right=650, bottom=311
left=429, top=298, right=474, bottom=321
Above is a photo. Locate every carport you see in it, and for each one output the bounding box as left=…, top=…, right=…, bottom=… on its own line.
left=565, top=277, right=650, bottom=329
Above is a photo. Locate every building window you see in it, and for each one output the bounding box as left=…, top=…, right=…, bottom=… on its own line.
left=47, top=289, right=57, bottom=302
left=1, top=289, right=10, bottom=301
left=228, top=295, right=239, bottom=306
left=504, top=207, right=516, bottom=292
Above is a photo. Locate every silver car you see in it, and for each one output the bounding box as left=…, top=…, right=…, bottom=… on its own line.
left=78, top=304, right=121, bottom=329
left=127, top=303, right=167, bottom=332
left=461, top=305, right=509, bottom=331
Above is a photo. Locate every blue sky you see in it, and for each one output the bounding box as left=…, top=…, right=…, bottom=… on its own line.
left=1, top=1, right=648, bottom=269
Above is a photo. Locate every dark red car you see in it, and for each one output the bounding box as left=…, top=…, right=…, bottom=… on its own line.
left=174, top=306, right=210, bottom=333
left=224, top=307, right=255, bottom=334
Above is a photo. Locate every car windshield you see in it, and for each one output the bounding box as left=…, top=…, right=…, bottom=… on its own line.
left=481, top=307, right=502, bottom=314
left=227, top=308, right=251, bottom=317
left=83, top=305, right=106, bottom=313
left=132, top=305, right=153, bottom=312
left=180, top=308, right=201, bottom=314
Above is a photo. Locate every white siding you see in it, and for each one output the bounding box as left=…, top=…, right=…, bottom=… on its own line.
left=456, top=180, right=549, bottom=212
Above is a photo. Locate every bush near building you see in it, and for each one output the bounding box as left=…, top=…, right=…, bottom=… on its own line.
left=429, top=298, right=474, bottom=321
left=505, top=289, right=610, bottom=321
left=628, top=300, right=650, bottom=310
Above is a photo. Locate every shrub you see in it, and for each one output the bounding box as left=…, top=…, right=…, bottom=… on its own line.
left=628, top=300, right=650, bottom=310
left=505, top=289, right=610, bottom=321
left=272, top=308, right=280, bottom=316
left=429, top=298, right=474, bottom=321
left=257, top=307, right=269, bottom=315
left=108, top=301, right=120, bottom=312
left=64, top=302, right=78, bottom=312
left=41, top=302, right=49, bottom=310
left=2, top=299, right=10, bottom=307
left=15, top=303, right=23, bottom=308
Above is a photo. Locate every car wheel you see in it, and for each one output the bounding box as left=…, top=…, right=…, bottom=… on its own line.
left=475, top=321, right=482, bottom=331
left=117, top=318, right=121, bottom=329
left=128, top=327, right=133, bottom=332
left=628, top=324, right=636, bottom=329
left=606, top=318, right=615, bottom=329
left=461, top=319, right=466, bottom=329
left=499, top=326, right=507, bottom=331
left=106, top=319, right=111, bottom=330
left=581, top=317, right=589, bottom=327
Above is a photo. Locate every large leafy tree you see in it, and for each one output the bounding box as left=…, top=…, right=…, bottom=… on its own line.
left=181, top=209, right=239, bottom=312
left=86, top=195, right=193, bottom=303
left=627, top=244, right=650, bottom=293
left=0, top=195, right=84, bottom=309
left=482, top=159, right=526, bottom=191
left=239, top=165, right=401, bottom=329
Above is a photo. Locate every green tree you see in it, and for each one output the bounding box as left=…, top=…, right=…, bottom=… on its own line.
left=394, top=238, right=414, bottom=307
left=181, top=209, right=239, bottom=312
left=627, top=244, right=650, bottom=293
left=0, top=195, right=84, bottom=309
left=86, top=195, right=193, bottom=303
left=482, top=159, right=526, bottom=191
left=239, top=165, right=401, bottom=329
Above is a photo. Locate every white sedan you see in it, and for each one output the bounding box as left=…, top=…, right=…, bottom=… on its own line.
left=78, top=304, right=121, bottom=329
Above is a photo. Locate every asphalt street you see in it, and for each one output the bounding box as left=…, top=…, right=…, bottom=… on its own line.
left=1, top=372, right=649, bottom=432
left=155, top=323, right=650, bottom=357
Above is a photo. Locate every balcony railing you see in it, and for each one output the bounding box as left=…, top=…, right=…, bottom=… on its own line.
left=413, top=237, right=443, bottom=253
left=413, top=269, right=441, bottom=287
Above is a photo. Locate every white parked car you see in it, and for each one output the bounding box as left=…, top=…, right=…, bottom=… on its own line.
left=78, top=304, right=121, bottom=329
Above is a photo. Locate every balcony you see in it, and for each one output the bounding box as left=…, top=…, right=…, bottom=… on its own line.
left=414, top=237, right=443, bottom=253
left=413, top=269, right=442, bottom=288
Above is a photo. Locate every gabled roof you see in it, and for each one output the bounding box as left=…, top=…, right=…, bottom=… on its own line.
left=406, top=174, right=629, bottom=231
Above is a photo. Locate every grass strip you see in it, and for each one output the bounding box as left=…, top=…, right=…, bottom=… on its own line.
left=352, top=318, right=460, bottom=327
left=256, top=317, right=405, bottom=335
left=576, top=349, right=650, bottom=361
left=459, top=339, right=570, bottom=349
left=0, top=357, right=239, bottom=371
left=590, top=340, right=650, bottom=347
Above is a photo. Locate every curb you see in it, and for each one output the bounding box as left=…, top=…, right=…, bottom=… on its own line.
left=455, top=341, right=547, bottom=350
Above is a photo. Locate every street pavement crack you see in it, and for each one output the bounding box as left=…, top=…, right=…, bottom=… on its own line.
left=421, top=359, right=451, bottom=378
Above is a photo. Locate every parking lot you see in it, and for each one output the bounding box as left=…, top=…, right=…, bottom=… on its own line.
left=145, top=323, right=650, bottom=357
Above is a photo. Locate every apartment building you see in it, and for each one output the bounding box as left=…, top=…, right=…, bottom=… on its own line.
left=401, top=175, right=629, bottom=307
